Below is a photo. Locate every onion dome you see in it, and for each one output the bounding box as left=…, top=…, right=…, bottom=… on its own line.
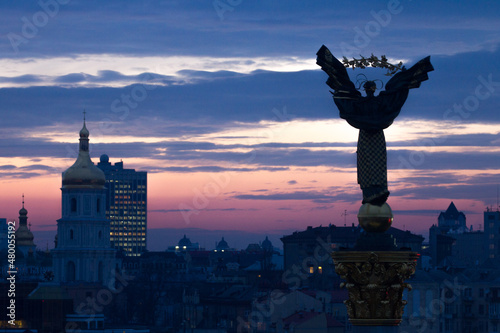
left=80, top=121, right=89, bottom=137
left=62, top=117, right=105, bottom=188
left=19, top=206, right=28, bottom=216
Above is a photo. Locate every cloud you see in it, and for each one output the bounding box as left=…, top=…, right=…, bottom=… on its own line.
left=233, top=190, right=357, bottom=204
left=0, top=70, right=177, bottom=88
left=390, top=133, right=500, bottom=148
left=55, top=73, right=87, bottom=84
left=19, top=164, right=58, bottom=172
left=0, top=163, right=60, bottom=179
left=0, top=172, right=42, bottom=179
left=150, top=208, right=258, bottom=214
left=393, top=172, right=500, bottom=187
left=1, top=48, right=500, bottom=134
left=0, top=133, right=498, bottom=176
left=1, top=1, right=499, bottom=60
left=389, top=150, right=500, bottom=170
left=153, top=166, right=289, bottom=173
left=392, top=209, right=449, bottom=216
left=393, top=184, right=497, bottom=201
left=309, top=205, right=335, bottom=211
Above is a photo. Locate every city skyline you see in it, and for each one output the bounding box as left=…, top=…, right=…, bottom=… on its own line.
left=0, top=1, right=499, bottom=250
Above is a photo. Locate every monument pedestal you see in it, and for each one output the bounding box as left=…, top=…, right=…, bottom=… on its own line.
left=332, top=203, right=418, bottom=328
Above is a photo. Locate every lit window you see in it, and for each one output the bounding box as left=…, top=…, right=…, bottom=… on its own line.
left=309, top=267, right=314, bottom=274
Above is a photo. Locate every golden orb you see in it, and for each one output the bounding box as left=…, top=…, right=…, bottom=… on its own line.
left=357, top=203, right=393, bottom=232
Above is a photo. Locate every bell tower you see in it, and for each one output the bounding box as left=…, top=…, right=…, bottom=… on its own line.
left=52, top=115, right=116, bottom=284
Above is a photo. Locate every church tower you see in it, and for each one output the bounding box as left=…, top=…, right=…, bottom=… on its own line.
left=15, top=195, right=36, bottom=258
left=52, top=116, right=116, bottom=284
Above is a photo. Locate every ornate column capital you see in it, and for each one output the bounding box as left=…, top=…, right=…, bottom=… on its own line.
left=332, top=251, right=418, bottom=326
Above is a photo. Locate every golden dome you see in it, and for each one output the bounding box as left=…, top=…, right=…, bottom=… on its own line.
left=62, top=153, right=106, bottom=188
left=62, top=119, right=105, bottom=189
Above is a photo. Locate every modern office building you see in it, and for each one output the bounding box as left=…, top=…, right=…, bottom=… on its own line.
left=484, top=207, right=500, bottom=260
left=97, top=154, right=147, bottom=256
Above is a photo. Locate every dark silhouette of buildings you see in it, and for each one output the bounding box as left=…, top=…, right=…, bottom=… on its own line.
left=281, top=224, right=424, bottom=274
left=429, top=202, right=486, bottom=268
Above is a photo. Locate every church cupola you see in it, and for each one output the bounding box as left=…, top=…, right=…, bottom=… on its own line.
left=16, top=195, right=35, bottom=247
left=15, top=195, right=36, bottom=258
left=62, top=114, right=105, bottom=189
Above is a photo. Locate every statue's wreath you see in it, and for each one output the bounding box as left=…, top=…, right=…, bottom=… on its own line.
left=342, top=54, right=405, bottom=76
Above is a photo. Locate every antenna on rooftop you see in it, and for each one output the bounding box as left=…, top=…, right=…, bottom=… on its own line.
left=341, top=209, right=348, bottom=226
left=497, top=184, right=499, bottom=212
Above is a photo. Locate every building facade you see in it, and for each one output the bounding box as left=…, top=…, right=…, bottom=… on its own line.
left=437, top=201, right=466, bottom=231
left=485, top=208, right=500, bottom=261
left=97, top=154, right=147, bottom=256
left=429, top=203, right=489, bottom=268
left=52, top=119, right=116, bottom=284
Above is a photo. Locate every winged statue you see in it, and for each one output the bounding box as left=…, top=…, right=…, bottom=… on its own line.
left=316, top=45, right=433, bottom=205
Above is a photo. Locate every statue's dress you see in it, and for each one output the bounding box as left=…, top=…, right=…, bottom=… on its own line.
left=316, top=46, right=433, bottom=204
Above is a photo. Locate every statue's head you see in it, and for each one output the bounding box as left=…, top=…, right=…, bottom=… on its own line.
left=363, top=81, right=377, bottom=96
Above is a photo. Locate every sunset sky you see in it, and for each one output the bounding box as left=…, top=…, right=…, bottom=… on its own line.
left=1, top=0, right=499, bottom=250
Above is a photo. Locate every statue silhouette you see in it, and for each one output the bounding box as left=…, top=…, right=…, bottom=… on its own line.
left=317, top=45, right=433, bottom=205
